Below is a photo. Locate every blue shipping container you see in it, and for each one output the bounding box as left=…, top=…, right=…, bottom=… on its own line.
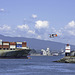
left=16, top=44, right=22, bottom=48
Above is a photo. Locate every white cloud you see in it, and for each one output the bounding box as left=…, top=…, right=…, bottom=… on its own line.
left=28, top=30, right=35, bottom=34
left=37, top=35, right=42, bottom=39
left=0, top=25, right=11, bottom=30
left=63, top=20, right=75, bottom=36
left=65, top=21, right=75, bottom=29
left=35, top=20, right=49, bottom=29
left=17, top=24, right=29, bottom=30
left=51, top=27, right=56, bottom=33
left=17, top=35, right=21, bottom=37
left=56, top=31, right=62, bottom=36
left=68, top=21, right=75, bottom=27
left=68, top=30, right=75, bottom=36
left=32, top=14, right=37, bottom=18
left=0, top=8, right=5, bottom=12
left=50, top=27, right=63, bottom=36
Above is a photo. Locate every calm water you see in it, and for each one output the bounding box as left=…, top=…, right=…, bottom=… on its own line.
left=0, top=56, right=75, bottom=75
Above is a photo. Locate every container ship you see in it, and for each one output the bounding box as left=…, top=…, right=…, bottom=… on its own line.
left=0, top=40, right=31, bottom=59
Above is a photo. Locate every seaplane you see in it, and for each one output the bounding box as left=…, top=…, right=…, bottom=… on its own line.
left=49, top=34, right=57, bottom=38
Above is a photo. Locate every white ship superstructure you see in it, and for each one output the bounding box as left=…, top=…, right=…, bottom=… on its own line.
left=41, top=48, right=51, bottom=56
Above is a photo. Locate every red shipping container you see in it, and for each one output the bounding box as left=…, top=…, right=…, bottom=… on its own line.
left=3, top=45, right=9, bottom=48
left=0, top=45, right=2, bottom=48
left=3, top=42, right=9, bottom=43
left=22, top=42, right=27, bottom=47
left=10, top=42, right=16, bottom=45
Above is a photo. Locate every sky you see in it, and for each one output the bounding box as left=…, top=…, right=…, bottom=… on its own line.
left=0, top=0, right=75, bottom=45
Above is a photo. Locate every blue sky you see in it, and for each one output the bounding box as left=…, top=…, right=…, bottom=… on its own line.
left=0, top=0, right=75, bottom=45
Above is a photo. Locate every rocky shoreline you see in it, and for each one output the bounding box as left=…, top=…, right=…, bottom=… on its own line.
left=54, top=56, right=75, bottom=63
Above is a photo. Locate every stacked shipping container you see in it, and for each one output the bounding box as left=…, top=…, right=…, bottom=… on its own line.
left=22, top=42, right=27, bottom=49
left=16, top=42, right=22, bottom=49
left=3, top=42, right=9, bottom=49
left=10, top=42, right=16, bottom=49
left=0, top=40, right=27, bottom=50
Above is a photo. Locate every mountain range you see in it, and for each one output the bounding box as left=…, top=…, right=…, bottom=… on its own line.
left=0, top=34, right=75, bottom=51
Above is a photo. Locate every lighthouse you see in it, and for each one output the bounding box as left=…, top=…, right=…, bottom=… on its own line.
left=65, top=44, right=70, bottom=56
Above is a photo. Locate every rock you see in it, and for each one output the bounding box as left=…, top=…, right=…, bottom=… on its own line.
left=53, top=56, right=75, bottom=63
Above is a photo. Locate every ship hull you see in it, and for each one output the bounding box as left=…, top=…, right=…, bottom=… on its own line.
left=0, top=49, right=31, bottom=59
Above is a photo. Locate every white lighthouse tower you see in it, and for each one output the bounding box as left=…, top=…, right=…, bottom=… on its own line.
left=65, top=44, right=70, bottom=56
